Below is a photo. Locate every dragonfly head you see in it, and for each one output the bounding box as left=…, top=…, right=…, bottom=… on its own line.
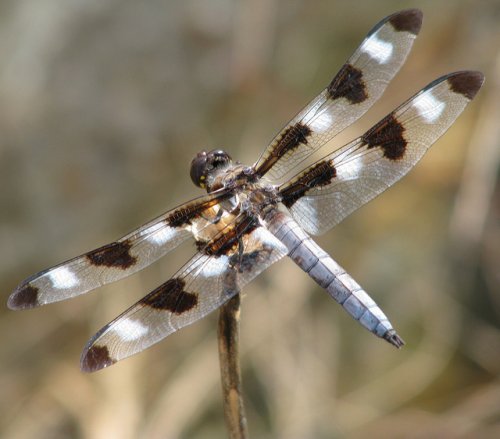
left=190, top=149, right=232, bottom=190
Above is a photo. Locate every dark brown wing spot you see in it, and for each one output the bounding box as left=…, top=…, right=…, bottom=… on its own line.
left=280, top=160, right=337, bottom=208
left=167, top=194, right=232, bottom=228
left=142, top=278, right=198, bottom=314
left=327, top=64, right=367, bottom=104
left=197, top=216, right=258, bottom=257
left=81, top=345, right=116, bottom=373
left=447, top=72, right=484, bottom=100
left=388, top=9, right=423, bottom=35
left=86, top=241, right=137, bottom=269
left=361, top=113, right=407, bottom=160
left=8, top=284, right=39, bottom=309
left=255, top=122, right=312, bottom=177
left=275, top=122, right=312, bottom=155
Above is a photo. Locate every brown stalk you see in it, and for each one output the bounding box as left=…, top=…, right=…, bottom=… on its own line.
left=218, top=294, right=249, bottom=439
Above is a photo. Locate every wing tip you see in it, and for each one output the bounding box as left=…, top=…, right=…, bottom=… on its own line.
left=447, top=71, right=485, bottom=100
left=7, top=283, right=40, bottom=310
left=80, top=344, right=116, bottom=373
left=388, top=8, right=423, bottom=35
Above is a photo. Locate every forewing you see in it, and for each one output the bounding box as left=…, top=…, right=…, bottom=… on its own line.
left=8, top=191, right=234, bottom=309
left=279, top=71, right=484, bottom=235
left=80, top=219, right=288, bottom=372
left=253, top=9, right=422, bottom=181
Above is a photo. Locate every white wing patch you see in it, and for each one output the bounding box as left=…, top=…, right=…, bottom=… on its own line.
left=48, top=266, right=79, bottom=289
left=309, top=111, right=334, bottom=133
left=412, top=91, right=446, bottom=123
left=251, top=227, right=288, bottom=252
left=111, top=318, right=149, bottom=342
left=145, top=223, right=177, bottom=245
left=360, top=34, right=393, bottom=64
left=335, top=155, right=364, bottom=181
left=201, top=255, right=231, bottom=277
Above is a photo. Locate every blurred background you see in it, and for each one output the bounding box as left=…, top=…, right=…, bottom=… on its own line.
left=1, top=0, right=499, bottom=438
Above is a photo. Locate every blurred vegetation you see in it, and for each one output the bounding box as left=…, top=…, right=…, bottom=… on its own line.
left=1, top=0, right=499, bottom=438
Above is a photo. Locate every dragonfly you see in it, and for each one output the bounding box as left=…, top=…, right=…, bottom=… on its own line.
left=8, top=9, right=483, bottom=372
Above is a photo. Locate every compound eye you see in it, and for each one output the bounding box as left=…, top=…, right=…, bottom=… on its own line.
left=190, top=151, right=208, bottom=188
left=208, top=150, right=232, bottom=168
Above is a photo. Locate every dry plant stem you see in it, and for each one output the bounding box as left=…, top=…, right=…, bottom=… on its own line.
left=218, top=293, right=249, bottom=439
